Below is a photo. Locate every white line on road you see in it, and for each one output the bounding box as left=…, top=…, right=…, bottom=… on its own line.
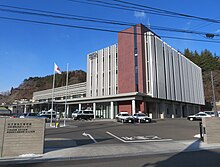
left=106, top=131, right=126, bottom=142
left=82, top=132, right=97, bottom=143
left=106, top=131, right=173, bottom=143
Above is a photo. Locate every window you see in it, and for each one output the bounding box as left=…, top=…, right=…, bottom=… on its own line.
left=97, top=74, right=98, bottom=87
left=97, top=58, right=98, bottom=72
left=91, top=76, right=92, bottom=87
left=103, top=73, right=104, bottom=87
left=116, top=53, right=118, bottom=67
left=109, top=72, right=111, bottom=86
left=167, top=108, right=170, bottom=115
left=109, top=54, right=111, bottom=71
left=135, top=54, right=138, bottom=92
left=103, top=52, right=105, bottom=71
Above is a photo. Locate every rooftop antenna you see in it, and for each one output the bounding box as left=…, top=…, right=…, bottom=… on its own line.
left=147, top=17, right=151, bottom=29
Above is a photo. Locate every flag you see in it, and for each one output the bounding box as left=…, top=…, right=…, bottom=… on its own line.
left=54, top=63, right=61, bottom=74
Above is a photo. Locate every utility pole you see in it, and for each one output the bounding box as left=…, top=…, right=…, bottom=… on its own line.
left=211, top=71, right=218, bottom=117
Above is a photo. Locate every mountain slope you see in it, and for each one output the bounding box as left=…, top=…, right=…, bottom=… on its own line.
left=0, top=70, right=86, bottom=104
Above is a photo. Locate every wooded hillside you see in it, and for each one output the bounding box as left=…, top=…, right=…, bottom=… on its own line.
left=0, top=70, right=86, bottom=104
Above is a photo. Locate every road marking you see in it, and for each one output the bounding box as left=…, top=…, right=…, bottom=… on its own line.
left=106, top=131, right=126, bottom=142
left=82, top=132, right=97, bottom=143
left=106, top=131, right=172, bottom=143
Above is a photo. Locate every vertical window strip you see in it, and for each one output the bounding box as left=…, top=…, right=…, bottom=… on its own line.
left=134, top=25, right=139, bottom=92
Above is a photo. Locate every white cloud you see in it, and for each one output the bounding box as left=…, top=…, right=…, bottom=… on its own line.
left=216, top=29, right=220, bottom=33
left=134, top=11, right=146, bottom=19
left=186, top=21, right=191, bottom=25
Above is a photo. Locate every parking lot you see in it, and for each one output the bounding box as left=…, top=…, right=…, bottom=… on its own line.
left=45, top=118, right=201, bottom=148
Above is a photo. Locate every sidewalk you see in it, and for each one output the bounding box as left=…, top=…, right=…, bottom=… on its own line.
left=43, top=139, right=220, bottom=159
left=1, top=139, right=220, bottom=164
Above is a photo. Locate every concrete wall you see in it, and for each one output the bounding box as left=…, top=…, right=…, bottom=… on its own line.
left=203, top=117, right=220, bottom=144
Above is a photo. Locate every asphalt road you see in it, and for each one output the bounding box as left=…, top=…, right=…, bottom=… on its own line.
left=45, top=118, right=201, bottom=147
left=0, top=118, right=204, bottom=167
left=3, top=148, right=220, bottom=167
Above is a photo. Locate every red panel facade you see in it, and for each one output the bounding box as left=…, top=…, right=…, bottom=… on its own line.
left=118, top=27, right=135, bottom=93
left=139, top=101, right=146, bottom=113
left=118, top=24, right=150, bottom=114
left=118, top=101, right=132, bottom=115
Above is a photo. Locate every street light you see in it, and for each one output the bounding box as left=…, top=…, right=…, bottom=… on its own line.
left=211, top=71, right=218, bottom=117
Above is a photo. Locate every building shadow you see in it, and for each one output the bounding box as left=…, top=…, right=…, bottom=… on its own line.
left=44, top=137, right=112, bottom=153
left=143, top=139, right=220, bottom=167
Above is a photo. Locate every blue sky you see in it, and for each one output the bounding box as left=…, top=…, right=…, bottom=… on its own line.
left=0, top=0, right=220, bottom=92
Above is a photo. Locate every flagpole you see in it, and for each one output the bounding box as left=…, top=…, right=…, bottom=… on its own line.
left=64, top=63, right=69, bottom=127
left=50, top=63, right=56, bottom=127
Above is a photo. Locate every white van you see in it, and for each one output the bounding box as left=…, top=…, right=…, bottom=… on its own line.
left=72, top=110, right=94, bottom=120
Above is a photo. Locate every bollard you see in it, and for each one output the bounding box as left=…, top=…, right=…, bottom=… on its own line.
left=199, top=122, right=203, bottom=141
left=55, top=118, right=60, bottom=128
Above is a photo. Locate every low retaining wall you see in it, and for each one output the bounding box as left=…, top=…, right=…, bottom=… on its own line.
left=202, top=117, right=220, bottom=144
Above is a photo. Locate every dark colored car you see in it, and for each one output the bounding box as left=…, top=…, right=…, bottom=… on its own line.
left=19, top=113, right=49, bottom=122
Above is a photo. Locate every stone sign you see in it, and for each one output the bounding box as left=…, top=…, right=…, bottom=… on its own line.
left=0, top=118, right=45, bottom=157
left=202, top=117, right=220, bottom=144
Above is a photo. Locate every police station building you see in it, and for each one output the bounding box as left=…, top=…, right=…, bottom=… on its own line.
left=33, top=24, right=205, bottom=119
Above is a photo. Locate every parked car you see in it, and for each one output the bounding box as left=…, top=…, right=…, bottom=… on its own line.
left=73, top=110, right=94, bottom=120
left=19, top=112, right=39, bottom=118
left=19, top=113, right=28, bottom=118
left=19, top=112, right=49, bottom=122
left=72, top=110, right=80, bottom=118
left=133, top=113, right=152, bottom=123
left=204, top=111, right=215, bottom=117
left=38, top=110, right=57, bottom=119
left=187, top=112, right=211, bottom=121
left=116, top=112, right=134, bottom=123
left=9, top=114, right=19, bottom=118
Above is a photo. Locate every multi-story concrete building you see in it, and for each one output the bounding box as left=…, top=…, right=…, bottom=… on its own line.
left=32, top=24, right=205, bottom=119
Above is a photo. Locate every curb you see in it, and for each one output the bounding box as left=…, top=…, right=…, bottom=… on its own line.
left=1, top=143, right=220, bottom=165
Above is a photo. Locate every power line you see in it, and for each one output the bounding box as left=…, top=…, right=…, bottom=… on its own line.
left=0, top=15, right=220, bottom=44
left=190, top=15, right=220, bottom=31
left=68, top=0, right=195, bottom=20
left=160, top=35, right=220, bottom=43
left=111, top=0, right=220, bottom=23
left=0, top=4, right=134, bottom=26
left=0, top=4, right=219, bottom=37
left=69, top=0, right=220, bottom=24
left=0, top=7, right=133, bottom=26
